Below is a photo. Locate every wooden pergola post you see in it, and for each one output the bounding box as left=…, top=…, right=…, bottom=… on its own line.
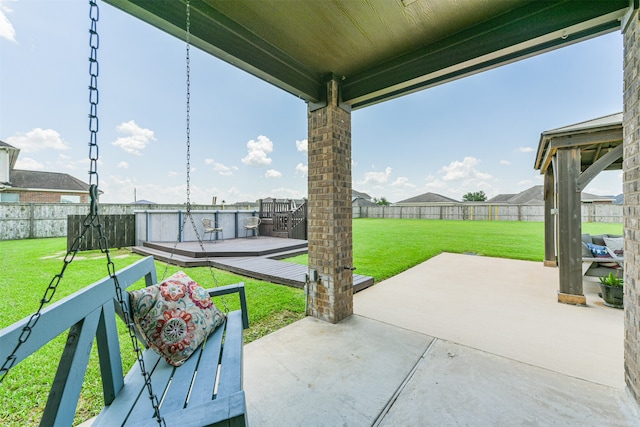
left=556, top=147, right=585, bottom=305
left=543, top=166, right=556, bottom=267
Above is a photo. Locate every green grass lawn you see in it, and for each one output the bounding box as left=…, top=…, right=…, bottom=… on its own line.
left=286, top=219, right=623, bottom=282
left=0, top=238, right=305, bottom=426
left=0, top=220, right=623, bottom=425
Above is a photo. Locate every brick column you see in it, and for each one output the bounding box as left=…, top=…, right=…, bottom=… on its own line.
left=307, top=78, right=353, bottom=323
left=623, top=7, right=640, bottom=405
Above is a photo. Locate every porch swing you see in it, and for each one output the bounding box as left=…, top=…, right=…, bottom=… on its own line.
left=0, top=1, right=249, bottom=426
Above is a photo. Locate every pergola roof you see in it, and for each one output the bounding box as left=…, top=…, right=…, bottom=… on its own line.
left=103, top=0, right=629, bottom=110
left=533, top=112, right=623, bottom=189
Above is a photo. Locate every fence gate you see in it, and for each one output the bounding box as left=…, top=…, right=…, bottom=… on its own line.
left=67, top=214, right=135, bottom=251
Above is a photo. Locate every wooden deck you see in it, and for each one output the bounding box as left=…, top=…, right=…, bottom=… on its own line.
left=132, top=237, right=374, bottom=292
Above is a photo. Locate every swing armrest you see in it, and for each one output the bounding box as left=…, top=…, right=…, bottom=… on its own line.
left=207, top=283, right=249, bottom=329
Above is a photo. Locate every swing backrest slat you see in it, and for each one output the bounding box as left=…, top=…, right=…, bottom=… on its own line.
left=0, top=256, right=249, bottom=426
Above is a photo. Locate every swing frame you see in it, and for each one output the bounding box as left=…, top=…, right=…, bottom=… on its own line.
left=0, top=256, right=249, bottom=426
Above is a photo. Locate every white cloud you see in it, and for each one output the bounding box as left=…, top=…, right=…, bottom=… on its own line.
left=168, top=170, right=178, bottom=177
left=269, top=187, right=305, bottom=200
left=360, top=166, right=392, bottom=185
left=15, top=157, right=44, bottom=170
left=112, top=120, right=156, bottom=155
left=420, top=157, right=498, bottom=200
left=391, top=177, right=416, bottom=189
left=241, top=135, right=273, bottom=166
left=296, top=139, right=308, bottom=152
left=518, top=146, right=534, bottom=153
left=6, top=128, right=70, bottom=152
left=54, top=154, right=80, bottom=171
left=118, top=161, right=129, bottom=169
left=0, top=1, right=16, bottom=43
left=440, top=157, right=492, bottom=181
left=518, top=179, right=533, bottom=186
left=265, top=169, right=282, bottom=178
left=205, top=158, right=238, bottom=176
left=295, top=163, right=308, bottom=176
left=499, top=160, right=511, bottom=165
left=424, top=179, right=447, bottom=191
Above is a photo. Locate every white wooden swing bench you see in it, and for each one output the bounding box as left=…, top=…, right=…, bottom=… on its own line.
left=0, top=256, right=249, bottom=426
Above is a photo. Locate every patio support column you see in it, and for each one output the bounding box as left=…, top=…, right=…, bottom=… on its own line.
left=543, top=166, right=556, bottom=267
left=556, top=147, right=585, bottom=305
left=306, top=77, right=353, bottom=323
left=623, top=5, right=640, bottom=405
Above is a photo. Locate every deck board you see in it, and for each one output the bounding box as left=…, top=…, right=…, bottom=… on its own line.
left=132, top=237, right=374, bottom=292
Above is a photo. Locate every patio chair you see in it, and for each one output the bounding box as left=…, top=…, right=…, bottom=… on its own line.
left=244, top=216, right=261, bottom=237
left=202, top=218, right=223, bottom=242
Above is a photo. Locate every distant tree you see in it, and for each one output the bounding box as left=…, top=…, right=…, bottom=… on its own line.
left=373, top=196, right=391, bottom=206
left=462, top=191, right=487, bottom=202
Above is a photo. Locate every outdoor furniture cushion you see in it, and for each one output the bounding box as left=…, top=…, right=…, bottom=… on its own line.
left=587, top=243, right=619, bottom=268
left=604, top=236, right=624, bottom=256
left=129, top=271, right=226, bottom=366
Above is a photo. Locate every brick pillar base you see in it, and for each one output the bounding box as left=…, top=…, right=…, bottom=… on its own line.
left=306, top=78, right=353, bottom=324
left=623, top=7, right=640, bottom=405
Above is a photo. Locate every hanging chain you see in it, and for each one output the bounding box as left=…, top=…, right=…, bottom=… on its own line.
left=2, top=4, right=165, bottom=425
left=159, top=0, right=227, bottom=312
left=87, top=2, right=164, bottom=424
left=0, top=213, right=95, bottom=384
left=185, top=0, right=191, bottom=214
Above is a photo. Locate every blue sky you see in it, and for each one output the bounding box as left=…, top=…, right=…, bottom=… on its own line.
left=0, top=0, right=624, bottom=204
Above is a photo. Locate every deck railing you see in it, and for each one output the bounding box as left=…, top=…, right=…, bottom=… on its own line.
left=259, top=199, right=294, bottom=220
left=260, top=199, right=307, bottom=239
left=272, top=203, right=307, bottom=239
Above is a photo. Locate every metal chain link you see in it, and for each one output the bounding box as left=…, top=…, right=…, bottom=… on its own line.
left=2, top=4, right=165, bottom=425
left=87, top=2, right=164, bottom=424
left=159, top=0, right=228, bottom=313
left=0, top=215, right=94, bottom=383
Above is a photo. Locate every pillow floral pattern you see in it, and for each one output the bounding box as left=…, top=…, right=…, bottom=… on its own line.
left=129, top=271, right=225, bottom=367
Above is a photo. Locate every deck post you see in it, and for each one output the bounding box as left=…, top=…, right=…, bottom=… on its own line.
left=623, top=6, right=640, bottom=406
left=306, top=76, right=353, bottom=323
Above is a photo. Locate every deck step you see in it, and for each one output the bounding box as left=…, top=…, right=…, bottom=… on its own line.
left=133, top=238, right=374, bottom=292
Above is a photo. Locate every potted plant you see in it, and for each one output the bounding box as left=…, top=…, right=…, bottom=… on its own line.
left=598, top=272, right=624, bottom=308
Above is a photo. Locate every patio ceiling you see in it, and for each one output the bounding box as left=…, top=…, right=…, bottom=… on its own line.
left=104, top=0, right=629, bottom=110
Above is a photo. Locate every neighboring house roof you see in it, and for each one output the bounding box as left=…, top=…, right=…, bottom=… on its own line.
left=9, top=169, right=91, bottom=192
left=352, top=197, right=378, bottom=207
left=490, top=185, right=616, bottom=204
left=396, top=192, right=459, bottom=204
left=131, top=199, right=157, bottom=204
left=486, top=194, right=516, bottom=203
left=581, top=192, right=616, bottom=203
left=505, top=185, right=545, bottom=205
left=352, top=190, right=372, bottom=200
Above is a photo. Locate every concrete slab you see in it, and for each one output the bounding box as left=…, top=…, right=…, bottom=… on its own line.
left=378, top=339, right=640, bottom=426
left=354, top=253, right=624, bottom=388
left=243, top=315, right=433, bottom=426
left=240, top=253, right=638, bottom=426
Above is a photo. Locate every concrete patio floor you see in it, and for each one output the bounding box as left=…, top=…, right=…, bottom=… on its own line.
left=243, top=253, right=640, bottom=426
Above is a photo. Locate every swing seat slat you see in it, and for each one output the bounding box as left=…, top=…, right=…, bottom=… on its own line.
left=0, top=256, right=249, bottom=427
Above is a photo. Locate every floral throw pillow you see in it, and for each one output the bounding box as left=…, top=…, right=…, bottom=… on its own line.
left=129, top=271, right=225, bottom=367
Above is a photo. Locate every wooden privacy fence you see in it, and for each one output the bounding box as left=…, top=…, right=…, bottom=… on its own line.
left=67, top=214, right=135, bottom=251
